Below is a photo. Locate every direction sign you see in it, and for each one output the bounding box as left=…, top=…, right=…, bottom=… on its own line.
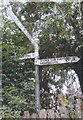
left=6, top=5, right=81, bottom=112
left=6, top=6, right=35, bottom=46
left=35, top=56, right=80, bottom=65
left=19, top=53, right=35, bottom=60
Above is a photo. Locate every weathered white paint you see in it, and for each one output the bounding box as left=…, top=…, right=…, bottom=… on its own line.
left=19, top=53, right=35, bottom=60
left=35, top=56, right=80, bottom=65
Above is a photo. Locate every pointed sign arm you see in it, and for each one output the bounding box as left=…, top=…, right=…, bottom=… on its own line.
left=6, top=6, right=35, bottom=46
left=35, top=56, right=80, bottom=65
left=19, top=53, right=35, bottom=60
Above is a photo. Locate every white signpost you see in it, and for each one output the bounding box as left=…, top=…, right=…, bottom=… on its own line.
left=6, top=5, right=80, bottom=112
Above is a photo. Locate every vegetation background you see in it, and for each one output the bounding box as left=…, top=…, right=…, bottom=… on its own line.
left=1, top=1, right=83, bottom=118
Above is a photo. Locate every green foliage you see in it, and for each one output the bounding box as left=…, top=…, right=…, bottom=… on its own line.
left=2, top=1, right=83, bottom=118
left=2, top=7, right=35, bottom=118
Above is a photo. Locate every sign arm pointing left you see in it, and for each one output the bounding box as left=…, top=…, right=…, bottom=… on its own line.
left=6, top=6, right=35, bottom=46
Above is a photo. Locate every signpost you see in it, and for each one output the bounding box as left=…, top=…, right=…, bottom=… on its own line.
left=6, top=5, right=80, bottom=112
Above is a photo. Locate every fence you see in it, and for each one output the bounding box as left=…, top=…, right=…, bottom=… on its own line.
left=21, top=107, right=83, bottom=119
left=22, top=109, right=60, bottom=119
left=20, top=94, right=83, bottom=119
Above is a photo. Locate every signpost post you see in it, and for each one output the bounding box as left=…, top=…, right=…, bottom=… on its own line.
left=6, top=5, right=80, bottom=112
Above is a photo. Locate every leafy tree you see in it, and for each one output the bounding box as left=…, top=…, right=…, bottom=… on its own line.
left=2, top=1, right=83, bottom=118
left=2, top=9, right=35, bottom=118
